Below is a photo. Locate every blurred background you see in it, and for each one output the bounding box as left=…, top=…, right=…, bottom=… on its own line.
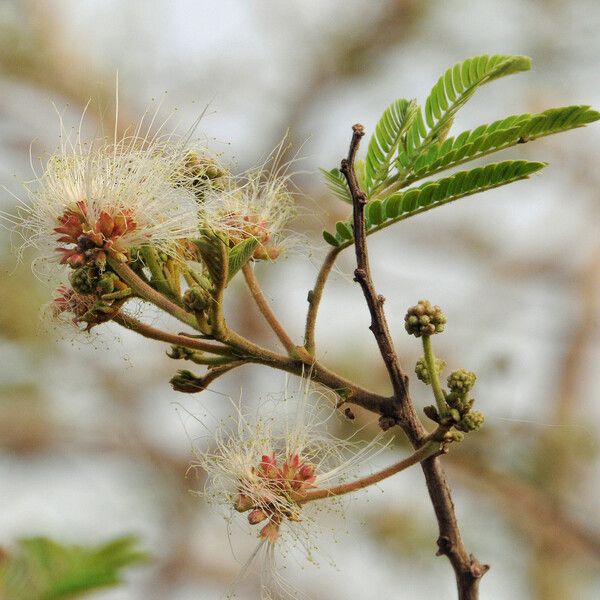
left=1, top=1, right=599, bottom=598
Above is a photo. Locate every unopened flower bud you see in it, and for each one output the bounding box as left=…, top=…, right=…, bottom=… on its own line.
left=233, top=493, right=253, bottom=513
left=170, top=370, right=206, bottom=393
left=404, top=300, right=446, bottom=337
left=183, top=286, right=212, bottom=312
left=97, top=271, right=121, bottom=294
left=259, top=520, right=281, bottom=544
left=260, top=454, right=279, bottom=479
left=423, top=405, right=441, bottom=423
left=248, top=509, right=269, bottom=525
left=449, top=408, right=461, bottom=423
left=167, top=345, right=195, bottom=360
left=298, top=463, right=316, bottom=481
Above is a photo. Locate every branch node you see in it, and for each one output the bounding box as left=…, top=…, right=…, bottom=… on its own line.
left=469, top=556, right=491, bottom=579
left=352, top=123, right=365, bottom=137
left=378, top=415, right=398, bottom=431
left=436, top=535, right=453, bottom=557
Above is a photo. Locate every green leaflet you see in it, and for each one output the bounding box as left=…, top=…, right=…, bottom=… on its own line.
left=0, top=536, right=147, bottom=600
left=402, top=55, right=531, bottom=161
left=227, top=237, right=259, bottom=282
left=364, top=99, right=418, bottom=193
left=407, top=105, right=600, bottom=182
left=320, top=55, right=598, bottom=247
left=322, top=160, right=545, bottom=246
left=320, top=167, right=352, bottom=204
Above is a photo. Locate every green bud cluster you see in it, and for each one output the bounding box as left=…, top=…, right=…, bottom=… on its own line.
left=183, top=285, right=213, bottom=312
left=443, top=430, right=465, bottom=443
left=404, top=300, right=446, bottom=337
left=97, top=272, right=120, bottom=295
left=456, top=410, right=485, bottom=432
left=174, top=152, right=227, bottom=200
left=446, top=369, right=477, bottom=414
left=422, top=365, right=484, bottom=435
left=69, top=267, right=97, bottom=295
left=415, top=356, right=446, bottom=385
left=447, top=369, right=477, bottom=394
left=69, top=267, right=124, bottom=297
left=446, top=392, right=474, bottom=414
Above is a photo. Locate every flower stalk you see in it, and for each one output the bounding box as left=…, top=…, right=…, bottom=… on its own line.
left=294, top=439, right=442, bottom=504
left=422, top=335, right=449, bottom=418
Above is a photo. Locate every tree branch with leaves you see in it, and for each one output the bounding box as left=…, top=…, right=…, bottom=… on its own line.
left=3, top=54, right=598, bottom=599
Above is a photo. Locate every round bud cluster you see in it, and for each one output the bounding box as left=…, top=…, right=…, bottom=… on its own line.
left=96, top=272, right=120, bottom=295
left=415, top=356, right=446, bottom=385
left=174, top=152, right=227, bottom=195
left=447, top=369, right=477, bottom=395
left=443, top=430, right=465, bottom=443
left=404, top=300, right=446, bottom=337
left=183, top=285, right=213, bottom=312
left=69, top=267, right=97, bottom=295
left=456, top=410, right=485, bottom=433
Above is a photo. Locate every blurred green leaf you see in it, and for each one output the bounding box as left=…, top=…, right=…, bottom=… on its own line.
left=0, top=536, right=148, bottom=600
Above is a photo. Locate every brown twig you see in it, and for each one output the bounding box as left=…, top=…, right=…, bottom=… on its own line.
left=242, top=263, right=308, bottom=360
left=304, top=246, right=342, bottom=355
left=341, top=124, right=488, bottom=599
left=113, top=313, right=234, bottom=357
left=341, top=124, right=410, bottom=417
left=114, top=311, right=391, bottom=415
left=295, top=439, right=443, bottom=504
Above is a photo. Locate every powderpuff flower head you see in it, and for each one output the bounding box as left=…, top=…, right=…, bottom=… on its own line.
left=200, top=147, right=297, bottom=261
left=6, top=107, right=215, bottom=273
left=194, top=378, right=388, bottom=598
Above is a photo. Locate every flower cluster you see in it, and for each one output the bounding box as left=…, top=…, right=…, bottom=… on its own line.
left=200, top=166, right=296, bottom=261
left=404, top=300, right=447, bottom=337
left=2, top=109, right=300, bottom=338
left=13, top=131, right=204, bottom=273
left=233, top=451, right=316, bottom=543
left=194, top=380, right=387, bottom=597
